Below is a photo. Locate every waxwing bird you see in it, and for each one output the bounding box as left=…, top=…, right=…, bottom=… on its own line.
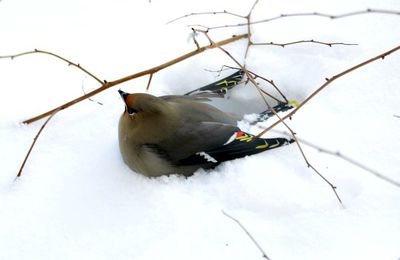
left=118, top=70, right=294, bottom=177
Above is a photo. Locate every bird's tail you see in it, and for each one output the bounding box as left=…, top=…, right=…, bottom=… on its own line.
left=251, top=100, right=299, bottom=124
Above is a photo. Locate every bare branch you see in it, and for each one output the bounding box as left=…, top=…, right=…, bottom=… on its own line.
left=252, top=40, right=358, bottom=48
left=81, top=83, right=103, bottom=106
left=223, top=211, right=272, bottom=260
left=16, top=108, right=61, bottom=178
left=191, top=28, right=201, bottom=50
left=248, top=0, right=260, bottom=17
left=243, top=0, right=262, bottom=59
left=197, top=29, right=342, bottom=204
left=203, top=65, right=239, bottom=76
left=209, top=66, right=288, bottom=103
left=187, top=8, right=400, bottom=30
left=257, top=88, right=285, bottom=104
left=18, top=34, right=248, bottom=124
left=146, top=73, right=154, bottom=91
left=166, top=10, right=245, bottom=25
left=258, top=44, right=400, bottom=135
left=0, top=49, right=104, bottom=85
left=297, top=137, right=400, bottom=188
left=261, top=102, right=342, bottom=204
left=247, top=71, right=289, bottom=103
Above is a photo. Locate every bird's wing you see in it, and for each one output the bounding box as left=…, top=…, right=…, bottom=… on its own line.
left=146, top=121, right=293, bottom=167
left=183, top=69, right=244, bottom=96
left=161, top=69, right=244, bottom=102
left=177, top=130, right=293, bottom=166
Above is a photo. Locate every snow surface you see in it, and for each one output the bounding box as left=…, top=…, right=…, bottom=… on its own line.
left=1, top=0, right=400, bottom=259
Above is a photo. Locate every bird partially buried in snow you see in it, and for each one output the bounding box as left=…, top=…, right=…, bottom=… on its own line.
left=118, top=70, right=294, bottom=177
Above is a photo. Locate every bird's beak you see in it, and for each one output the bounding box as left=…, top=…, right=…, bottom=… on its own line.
left=118, top=89, right=129, bottom=103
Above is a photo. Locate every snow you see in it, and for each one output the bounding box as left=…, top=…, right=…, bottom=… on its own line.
left=1, top=0, right=400, bottom=259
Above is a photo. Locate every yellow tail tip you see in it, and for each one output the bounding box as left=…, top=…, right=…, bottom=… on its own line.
left=289, top=100, right=300, bottom=107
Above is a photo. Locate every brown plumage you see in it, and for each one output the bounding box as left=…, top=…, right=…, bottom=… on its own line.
left=118, top=90, right=293, bottom=177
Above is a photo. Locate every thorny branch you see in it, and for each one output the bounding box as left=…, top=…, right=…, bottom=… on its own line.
left=252, top=40, right=357, bottom=48
left=175, top=8, right=400, bottom=31
left=146, top=73, right=154, bottom=91
left=1, top=34, right=247, bottom=178
left=197, top=29, right=342, bottom=204
left=81, top=83, right=104, bottom=106
left=2, top=2, right=399, bottom=202
left=296, top=137, right=400, bottom=188
left=184, top=4, right=360, bottom=58
left=244, top=0, right=260, bottom=59
left=0, top=34, right=248, bottom=124
left=0, top=49, right=104, bottom=85
left=16, top=108, right=61, bottom=178
left=258, top=44, right=400, bottom=135
left=167, top=10, right=246, bottom=24
left=247, top=70, right=288, bottom=103
left=203, top=65, right=287, bottom=103
left=223, top=211, right=272, bottom=260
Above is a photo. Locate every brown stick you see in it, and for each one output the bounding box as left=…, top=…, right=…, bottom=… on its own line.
left=21, top=34, right=248, bottom=124
left=223, top=211, right=272, bottom=260
left=0, top=49, right=104, bottom=85
left=257, top=44, right=400, bottom=136
left=16, top=108, right=61, bottom=178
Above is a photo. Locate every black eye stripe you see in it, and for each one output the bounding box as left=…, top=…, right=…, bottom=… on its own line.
left=127, top=107, right=139, bottom=115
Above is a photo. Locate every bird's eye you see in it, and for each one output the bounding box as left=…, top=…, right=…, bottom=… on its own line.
left=127, top=107, right=139, bottom=115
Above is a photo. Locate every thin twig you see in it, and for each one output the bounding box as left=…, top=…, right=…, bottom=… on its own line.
left=247, top=71, right=289, bottom=103
left=244, top=0, right=260, bottom=59
left=257, top=88, right=285, bottom=104
left=296, top=137, right=400, bottom=188
left=81, top=83, right=103, bottom=106
left=146, top=73, right=154, bottom=91
left=255, top=90, right=342, bottom=204
left=0, top=49, right=104, bottom=85
left=248, top=0, right=260, bottom=15
left=16, top=108, right=61, bottom=178
left=198, top=29, right=342, bottom=204
left=166, top=10, right=245, bottom=24
left=204, top=65, right=288, bottom=103
left=222, top=211, right=272, bottom=260
left=258, top=44, right=400, bottom=136
left=191, top=28, right=201, bottom=49
left=252, top=126, right=399, bottom=189
left=16, top=34, right=248, bottom=124
left=185, top=9, right=400, bottom=30
left=252, top=40, right=358, bottom=48
left=203, top=65, right=238, bottom=76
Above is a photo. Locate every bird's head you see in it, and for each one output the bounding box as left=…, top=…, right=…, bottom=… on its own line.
left=118, top=90, right=167, bottom=117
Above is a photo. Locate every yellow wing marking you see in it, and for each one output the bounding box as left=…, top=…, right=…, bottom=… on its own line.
left=256, top=143, right=269, bottom=149
left=270, top=140, right=281, bottom=148
left=236, top=135, right=253, bottom=142
left=216, top=80, right=238, bottom=87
